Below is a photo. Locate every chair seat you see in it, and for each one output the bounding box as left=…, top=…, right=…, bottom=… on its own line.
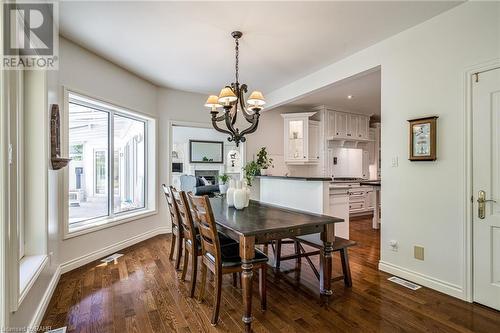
left=295, top=234, right=356, bottom=251
left=187, top=232, right=237, bottom=251
left=206, top=243, right=268, bottom=268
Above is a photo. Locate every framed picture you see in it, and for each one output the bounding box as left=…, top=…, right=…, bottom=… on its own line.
left=408, top=116, right=438, bottom=161
left=189, top=140, right=224, bottom=163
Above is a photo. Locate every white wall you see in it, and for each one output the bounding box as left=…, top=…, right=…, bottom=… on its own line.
left=260, top=1, right=500, bottom=299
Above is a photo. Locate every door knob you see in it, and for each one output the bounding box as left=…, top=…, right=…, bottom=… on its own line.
left=477, top=190, right=496, bottom=219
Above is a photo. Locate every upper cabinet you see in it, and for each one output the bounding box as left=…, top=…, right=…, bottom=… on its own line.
left=326, top=110, right=370, bottom=141
left=282, top=112, right=320, bottom=164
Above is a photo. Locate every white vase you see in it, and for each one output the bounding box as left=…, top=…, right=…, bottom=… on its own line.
left=226, top=179, right=235, bottom=207
left=219, top=183, right=228, bottom=194
left=260, top=168, right=267, bottom=176
left=243, top=182, right=251, bottom=207
left=234, top=181, right=246, bottom=210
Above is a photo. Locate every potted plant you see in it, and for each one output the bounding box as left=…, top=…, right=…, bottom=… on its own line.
left=218, top=173, right=230, bottom=194
left=242, top=160, right=260, bottom=187
left=256, top=147, right=273, bottom=176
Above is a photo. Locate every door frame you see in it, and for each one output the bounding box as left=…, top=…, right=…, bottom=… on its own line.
left=465, top=58, right=500, bottom=302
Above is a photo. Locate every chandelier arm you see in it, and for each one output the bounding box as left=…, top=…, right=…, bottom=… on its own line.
left=239, top=113, right=260, bottom=136
left=211, top=113, right=233, bottom=136
left=224, top=109, right=238, bottom=136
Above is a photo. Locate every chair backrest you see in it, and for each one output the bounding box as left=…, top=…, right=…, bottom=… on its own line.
left=188, top=193, right=221, bottom=265
left=171, top=187, right=197, bottom=243
left=162, top=184, right=180, bottom=230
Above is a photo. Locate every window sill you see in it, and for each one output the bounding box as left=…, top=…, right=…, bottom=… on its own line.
left=19, top=254, right=48, bottom=305
left=64, top=208, right=158, bottom=240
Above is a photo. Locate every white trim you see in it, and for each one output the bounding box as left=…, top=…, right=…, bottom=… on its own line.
left=464, top=58, right=500, bottom=303
left=18, top=255, right=48, bottom=305
left=379, top=261, right=464, bottom=299
left=62, top=87, right=158, bottom=239
left=28, top=265, right=61, bottom=331
left=60, top=226, right=168, bottom=273
left=64, top=209, right=157, bottom=239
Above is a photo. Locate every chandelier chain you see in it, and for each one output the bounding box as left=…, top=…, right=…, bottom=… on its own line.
left=235, top=36, right=239, bottom=84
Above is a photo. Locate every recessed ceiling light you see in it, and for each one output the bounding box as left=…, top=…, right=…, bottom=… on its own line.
left=347, top=95, right=353, bottom=99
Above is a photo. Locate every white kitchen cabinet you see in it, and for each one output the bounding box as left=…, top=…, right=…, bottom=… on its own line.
left=282, top=112, right=320, bottom=164
left=326, top=110, right=370, bottom=140
left=329, top=188, right=350, bottom=239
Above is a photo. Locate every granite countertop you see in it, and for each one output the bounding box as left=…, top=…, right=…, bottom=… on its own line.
left=256, top=175, right=333, bottom=182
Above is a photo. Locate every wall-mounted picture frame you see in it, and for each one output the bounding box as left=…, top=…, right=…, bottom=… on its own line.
left=189, top=140, right=224, bottom=164
left=408, top=116, right=438, bottom=161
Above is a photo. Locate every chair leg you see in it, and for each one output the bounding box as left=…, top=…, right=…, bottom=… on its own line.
left=180, top=244, right=189, bottom=281
left=340, top=248, right=352, bottom=288
left=169, top=232, right=176, bottom=261
left=174, top=233, right=183, bottom=270
left=198, top=261, right=207, bottom=303
left=189, top=250, right=198, bottom=298
left=294, top=240, right=301, bottom=270
left=211, top=269, right=223, bottom=326
left=275, top=240, right=282, bottom=269
left=232, top=273, right=238, bottom=287
left=259, top=265, right=267, bottom=311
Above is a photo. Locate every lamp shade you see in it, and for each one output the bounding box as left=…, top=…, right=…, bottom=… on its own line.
left=204, top=95, right=221, bottom=108
left=218, top=87, right=237, bottom=105
left=247, top=91, right=266, bottom=106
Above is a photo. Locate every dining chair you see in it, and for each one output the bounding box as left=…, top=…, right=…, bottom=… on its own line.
left=171, top=188, right=238, bottom=298
left=162, top=184, right=183, bottom=270
left=188, top=193, right=269, bottom=326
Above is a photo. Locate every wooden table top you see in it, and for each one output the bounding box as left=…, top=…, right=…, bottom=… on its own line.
left=209, top=197, right=344, bottom=237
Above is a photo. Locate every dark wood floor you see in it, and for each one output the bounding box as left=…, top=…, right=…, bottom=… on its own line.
left=41, top=216, right=500, bottom=332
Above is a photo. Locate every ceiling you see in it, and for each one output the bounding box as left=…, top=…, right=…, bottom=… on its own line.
left=288, top=68, right=381, bottom=118
left=60, top=1, right=462, bottom=95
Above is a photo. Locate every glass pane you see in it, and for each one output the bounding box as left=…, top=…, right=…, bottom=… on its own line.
left=68, top=102, right=109, bottom=225
left=113, top=114, right=146, bottom=214
left=288, top=120, right=304, bottom=159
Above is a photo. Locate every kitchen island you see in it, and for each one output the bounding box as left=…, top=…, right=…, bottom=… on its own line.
left=255, top=175, right=350, bottom=239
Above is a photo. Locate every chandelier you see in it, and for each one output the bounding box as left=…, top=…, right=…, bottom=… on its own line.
left=204, top=31, right=265, bottom=147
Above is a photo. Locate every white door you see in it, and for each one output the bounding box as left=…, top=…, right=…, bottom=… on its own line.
left=473, top=67, right=500, bottom=310
left=335, top=112, right=348, bottom=138
left=347, top=114, right=358, bottom=138
left=308, top=122, right=320, bottom=161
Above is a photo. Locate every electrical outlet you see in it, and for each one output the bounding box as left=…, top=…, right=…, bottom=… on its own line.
left=391, top=156, right=399, bottom=167
left=389, top=240, right=398, bottom=251
left=414, top=246, right=424, bottom=260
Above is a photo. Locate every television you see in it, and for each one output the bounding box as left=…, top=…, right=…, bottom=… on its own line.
left=172, top=162, right=183, bottom=173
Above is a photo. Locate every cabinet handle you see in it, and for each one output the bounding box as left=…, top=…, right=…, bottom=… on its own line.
left=359, top=134, right=361, bottom=137
left=303, top=156, right=306, bottom=158
left=347, top=133, right=351, bottom=136
left=336, top=132, right=339, bottom=135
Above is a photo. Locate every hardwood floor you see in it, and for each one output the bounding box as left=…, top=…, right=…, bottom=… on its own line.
left=41, top=216, right=500, bottom=332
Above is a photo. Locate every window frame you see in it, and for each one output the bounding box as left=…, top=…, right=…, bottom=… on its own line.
left=63, top=88, right=157, bottom=239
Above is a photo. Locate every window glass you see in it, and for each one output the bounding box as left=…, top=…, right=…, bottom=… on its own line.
left=68, top=103, right=109, bottom=224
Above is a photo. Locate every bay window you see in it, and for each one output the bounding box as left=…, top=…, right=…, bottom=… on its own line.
left=66, top=91, right=156, bottom=235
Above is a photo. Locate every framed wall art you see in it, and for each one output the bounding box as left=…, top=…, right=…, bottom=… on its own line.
left=408, top=116, right=438, bottom=161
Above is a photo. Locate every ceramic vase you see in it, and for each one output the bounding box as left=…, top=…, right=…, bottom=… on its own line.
left=260, top=168, right=267, bottom=176
left=234, top=181, right=246, bottom=210
left=243, top=182, right=251, bottom=207
left=219, top=183, right=228, bottom=194
left=226, top=179, right=235, bottom=207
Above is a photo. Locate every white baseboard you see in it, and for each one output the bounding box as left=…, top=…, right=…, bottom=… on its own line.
left=28, top=265, right=61, bottom=330
left=60, top=226, right=169, bottom=274
left=29, top=226, right=169, bottom=330
left=378, top=260, right=465, bottom=300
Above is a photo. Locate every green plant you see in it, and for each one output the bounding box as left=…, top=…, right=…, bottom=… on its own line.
left=256, top=147, right=273, bottom=169
left=242, top=160, right=260, bottom=186
left=218, top=173, right=230, bottom=185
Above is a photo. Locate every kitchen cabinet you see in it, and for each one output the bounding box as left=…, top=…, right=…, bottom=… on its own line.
left=329, top=188, right=350, bottom=239
left=282, top=112, right=320, bottom=164
left=326, top=110, right=370, bottom=140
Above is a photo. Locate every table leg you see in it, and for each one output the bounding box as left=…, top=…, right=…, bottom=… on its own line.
left=240, top=235, right=255, bottom=332
left=320, top=224, right=335, bottom=303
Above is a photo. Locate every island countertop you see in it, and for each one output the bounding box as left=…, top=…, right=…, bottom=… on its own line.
left=256, top=175, right=332, bottom=181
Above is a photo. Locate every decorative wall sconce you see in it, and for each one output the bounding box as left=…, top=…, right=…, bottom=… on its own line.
left=50, top=104, right=71, bottom=170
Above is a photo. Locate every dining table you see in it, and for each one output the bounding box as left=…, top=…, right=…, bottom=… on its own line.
left=209, top=197, right=344, bottom=332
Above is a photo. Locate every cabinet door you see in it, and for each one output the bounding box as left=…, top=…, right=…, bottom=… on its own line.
left=348, top=114, right=358, bottom=138
left=308, top=122, right=320, bottom=160
left=285, top=118, right=306, bottom=160
left=335, top=112, right=348, bottom=138
left=327, top=111, right=336, bottom=138
left=357, top=116, right=369, bottom=140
